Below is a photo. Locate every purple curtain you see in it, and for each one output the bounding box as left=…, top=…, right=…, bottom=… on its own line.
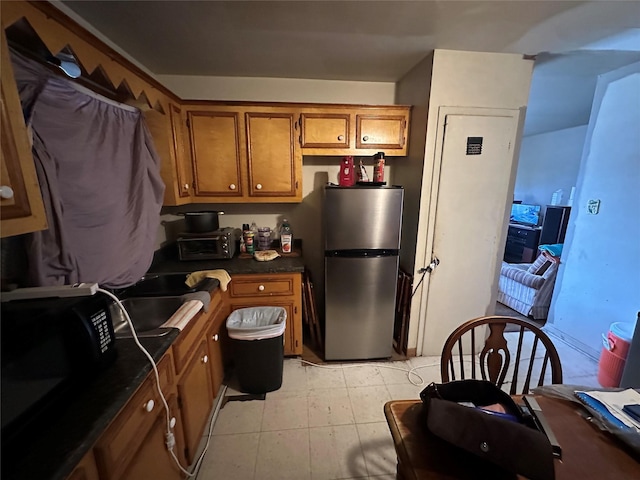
left=11, top=51, right=164, bottom=288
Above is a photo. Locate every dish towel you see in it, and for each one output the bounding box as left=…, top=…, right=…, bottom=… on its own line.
left=161, top=300, right=203, bottom=331
left=185, top=269, right=232, bottom=291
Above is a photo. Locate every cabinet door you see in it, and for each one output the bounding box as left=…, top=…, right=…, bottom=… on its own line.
left=188, top=110, right=243, bottom=198
left=0, top=35, right=46, bottom=237
left=245, top=111, right=301, bottom=199
left=178, top=340, right=214, bottom=463
left=356, top=113, right=408, bottom=151
left=300, top=113, right=350, bottom=148
left=207, top=322, right=225, bottom=398
left=94, top=355, right=174, bottom=480
left=169, top=104, right=191, bottom=198
left=119, top=395, right=184, bottom=480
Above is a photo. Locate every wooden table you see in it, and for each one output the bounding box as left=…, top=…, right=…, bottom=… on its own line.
left=384, top=397, right=640, bottom=480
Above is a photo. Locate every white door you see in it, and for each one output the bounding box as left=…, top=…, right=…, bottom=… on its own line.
left=419, top=107, right=523, bottom=355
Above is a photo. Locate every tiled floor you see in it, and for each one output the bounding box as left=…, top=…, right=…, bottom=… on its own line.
left=195, top=338, right=599, bottom=480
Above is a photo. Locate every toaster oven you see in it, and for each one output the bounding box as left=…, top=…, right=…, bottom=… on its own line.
left=177, top=227, right=236, bottom=260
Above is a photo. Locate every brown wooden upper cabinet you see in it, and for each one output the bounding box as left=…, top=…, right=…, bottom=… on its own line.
left=299, top=106, right=410, bottom=157
left=185, top=104, right=302, bottom=203
left=169, top=104, right=192, bottom=199
left=0, top=34, right=47, bottom=237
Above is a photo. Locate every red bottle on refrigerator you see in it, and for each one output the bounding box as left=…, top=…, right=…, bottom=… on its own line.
left=339, top=156, right=355, bottom=186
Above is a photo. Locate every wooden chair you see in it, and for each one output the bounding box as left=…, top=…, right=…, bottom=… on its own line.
left=441, top=316, right=563, bottom=394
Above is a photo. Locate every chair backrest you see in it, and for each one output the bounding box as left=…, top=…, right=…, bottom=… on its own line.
left=441, top=316, right=563, bottom=394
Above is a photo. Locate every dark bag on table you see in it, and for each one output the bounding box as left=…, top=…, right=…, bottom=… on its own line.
left=420, top=380, right=555, bottom=480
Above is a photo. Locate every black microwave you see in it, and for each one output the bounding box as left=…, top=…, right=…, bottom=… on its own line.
left=0, top=294, right=117, bottom=469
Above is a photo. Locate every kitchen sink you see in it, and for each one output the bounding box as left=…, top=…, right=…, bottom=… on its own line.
left=110, top=296, right=184, bottom=338
left=122, top=273, right=206, bottom=297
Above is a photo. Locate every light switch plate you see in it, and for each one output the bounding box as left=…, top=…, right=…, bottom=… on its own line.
left=587, top=199, right=601, bottom=215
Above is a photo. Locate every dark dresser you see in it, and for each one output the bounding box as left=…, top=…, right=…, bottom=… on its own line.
left=504, top=223, right=541, bottom=263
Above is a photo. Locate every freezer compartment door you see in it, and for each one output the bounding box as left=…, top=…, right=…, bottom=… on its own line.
left=324, top=186, right=403, bottom=251
left=325, top=255, right=399, bottom=360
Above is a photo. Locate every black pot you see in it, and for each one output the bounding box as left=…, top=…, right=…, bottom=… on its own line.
left=180, top=211, right=223, bottom=233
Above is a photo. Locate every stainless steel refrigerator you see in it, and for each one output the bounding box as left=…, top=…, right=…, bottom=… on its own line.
left=324, top=185, right=404, bottom=360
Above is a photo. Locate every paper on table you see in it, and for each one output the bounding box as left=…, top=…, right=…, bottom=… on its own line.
left=161, top=300, right=203, bottom=331
left=577, top=389, right=640, bottom=429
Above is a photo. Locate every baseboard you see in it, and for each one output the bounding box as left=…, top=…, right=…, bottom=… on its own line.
left=544, top=324, right=599, bottom=361
left=406, top=347, right=417, bottom=357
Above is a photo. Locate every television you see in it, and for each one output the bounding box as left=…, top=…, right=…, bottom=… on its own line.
left=510, top=204, right=541, bottom=226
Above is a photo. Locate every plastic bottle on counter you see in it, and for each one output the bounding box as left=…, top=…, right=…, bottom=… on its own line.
left=339, top=156, right=355, bottom=187
left=373, top=152, right=385, bottom=183
left=243, top=223, right=255, bottom=254
left=356, top=159, right=369, bottom=183
left=280, top=219, right=293, bottom=254
left=240, top=223, right=249, bottom=253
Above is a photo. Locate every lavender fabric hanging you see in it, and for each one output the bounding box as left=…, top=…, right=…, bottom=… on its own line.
left=11, top=50, right=164, bottom=288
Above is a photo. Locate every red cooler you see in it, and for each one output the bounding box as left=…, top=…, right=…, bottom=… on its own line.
left=598, top=322, right=634, bottom=387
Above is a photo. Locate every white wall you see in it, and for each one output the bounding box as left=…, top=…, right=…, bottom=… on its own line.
left=547, top=62, right=640, bottom=357
left=157, top=75, right=396, bottom=104
left=515, top=126, right=586, bottom=213
left=399, top=50, right=533, bottom=355
left=394, top=54, right=433, bottom=275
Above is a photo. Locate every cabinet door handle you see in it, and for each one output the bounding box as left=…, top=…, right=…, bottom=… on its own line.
left=0, top=186, right=15, bottom=199
left=258, top=285, right=265, bottom=291
left=183, top=183, right=189, bottom=190
left=170, top=417, right=177, bottom=428
left=337, top=135, right=344, bottom=141
left=144, top=399, right=155, bottom=412
left=229, top=183, right=236, bottom=190
left=255, top=183, right=263, bottom=190
left=363, top=135, right=369, bottom=142
left=202, top=355, right=209, bottom=364
left=212, top=334, right=219, bottom=342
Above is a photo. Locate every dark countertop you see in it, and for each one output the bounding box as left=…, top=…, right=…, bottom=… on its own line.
left=3, top=245, right=303, bottom=480
left=148, top=243, right=305, bottom=275
left=4, top=328, right=179, bottom=480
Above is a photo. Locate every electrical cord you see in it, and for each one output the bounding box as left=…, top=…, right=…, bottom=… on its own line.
left=300, top=359, right=439, bottom=386
left=410, top=269, right=427, bottom=299
left=98, top=288, right=211, bottom=477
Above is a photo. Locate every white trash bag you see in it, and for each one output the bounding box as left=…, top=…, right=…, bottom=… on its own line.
left=226, top=307, right=286, bottom=341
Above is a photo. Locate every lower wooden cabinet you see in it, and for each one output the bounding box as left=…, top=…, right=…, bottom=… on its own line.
left=94, top=354, right=175, bottom=480
left=207, top=314, right=226, bottom=398
left=172, top=289, right=225, bottom=463
left=118, top=395, right=185, bottom=480
left=229, top=272, right=303, bottom=356
left=177, top=339, right=214, bottom=464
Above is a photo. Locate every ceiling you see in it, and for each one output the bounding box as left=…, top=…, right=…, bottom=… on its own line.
left=58, top=1, right=640, bottom=136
